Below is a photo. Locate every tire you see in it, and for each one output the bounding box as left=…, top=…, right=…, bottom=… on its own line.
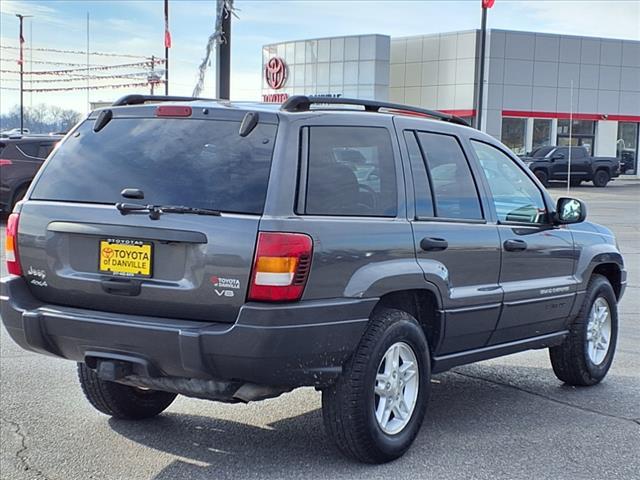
left=77, top=363, right=177, bottom=419
left=549, top=274, right=618, bottom=386
left=592, top=169, right=610, bottom=188
left=10, top=185, right=28, bottom=212
left=322, top=308, right=430, bottom=464
left=533, top=169, right=549, bottom=187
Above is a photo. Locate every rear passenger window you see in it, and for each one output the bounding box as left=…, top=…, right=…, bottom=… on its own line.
left=416, top=132, right=483, bottom=220
left=16, top=142, right=40, bottom=158
left=38, top=143, right=55, bottom=159
left=302, top=126, right=397, bottom=217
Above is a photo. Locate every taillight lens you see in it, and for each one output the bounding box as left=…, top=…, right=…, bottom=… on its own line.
left=6, top=213, right=22, bottom=276
left=248, top=232, right=313, bottom=302
left=0, top=159, right=13, bottom=166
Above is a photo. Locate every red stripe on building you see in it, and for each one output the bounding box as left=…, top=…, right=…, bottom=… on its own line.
left=502, top=110, right=640, bottom=123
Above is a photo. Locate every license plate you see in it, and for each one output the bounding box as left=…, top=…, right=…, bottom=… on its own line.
left=99, top=239, right=153, bottom=278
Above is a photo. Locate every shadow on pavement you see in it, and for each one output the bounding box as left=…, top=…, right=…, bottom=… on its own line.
left=107, top=363, right=638, bottom=480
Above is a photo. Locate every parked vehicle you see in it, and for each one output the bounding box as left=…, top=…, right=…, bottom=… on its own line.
left=0, top=134, right=62, bottom=212
left=520, top=145, right=621, bottom=187
left=1, top=96, right=626, bottom=464
left=0, top=128, right=31, bottom=137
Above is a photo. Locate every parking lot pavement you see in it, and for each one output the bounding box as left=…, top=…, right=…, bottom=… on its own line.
left=1, top=180, right=639, bottom=480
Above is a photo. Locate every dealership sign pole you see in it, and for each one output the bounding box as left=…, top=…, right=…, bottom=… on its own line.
left=16, top=14, right=32, bottom=133
left=476, top=0, right=494, bottom=131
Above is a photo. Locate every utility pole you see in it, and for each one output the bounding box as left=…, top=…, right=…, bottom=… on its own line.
left=16, top=14, right=32, bottom=133
left=476, top=0, right=494, bottom=131
left=216, top=0, right=231, bottom=99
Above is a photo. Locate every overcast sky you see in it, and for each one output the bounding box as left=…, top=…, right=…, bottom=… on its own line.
left=1, top=0, right=638, bottom=114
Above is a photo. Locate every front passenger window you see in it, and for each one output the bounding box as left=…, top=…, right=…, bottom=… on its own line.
left=472, top=140, right=548, bottom=224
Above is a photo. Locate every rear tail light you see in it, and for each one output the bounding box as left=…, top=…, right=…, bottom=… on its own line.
left=155, top=105, right=192, bottom=117
left=5, top=213, right=22, bottom=276
left=248, top=232, right=313, bottom=302
left=0, top=159, right=13, bottom=166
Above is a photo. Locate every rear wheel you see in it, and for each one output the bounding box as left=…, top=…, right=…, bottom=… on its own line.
left=533, top=169, right=549, bottom=187
left=592, top=169, right=610, bottom=187
left=549, top=275, right=618, bottom=386
left=322, top=308, right=430, bottom=464
left=77, top=363, right=176, bottom=419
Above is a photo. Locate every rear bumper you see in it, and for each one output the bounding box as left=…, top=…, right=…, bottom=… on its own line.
left=1, top=276, right=376, bottom=388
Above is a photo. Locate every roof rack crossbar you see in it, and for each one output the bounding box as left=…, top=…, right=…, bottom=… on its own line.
left=112, top=94, right=216, bottom=107
left=280, top=95, right=470, bottom=127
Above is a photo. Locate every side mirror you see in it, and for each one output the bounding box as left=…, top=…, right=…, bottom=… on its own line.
left=554, top=197, right=587, bottom=224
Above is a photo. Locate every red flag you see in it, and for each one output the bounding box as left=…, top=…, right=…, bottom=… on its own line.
left=18, top=32, right=24, bottom=65
left=482, top=0, right=496, bottom=8
left=164, top=0, right=171, bottom=48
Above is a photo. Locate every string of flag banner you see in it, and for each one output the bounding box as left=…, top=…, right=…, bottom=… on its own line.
left=1, top=71, right=156, bottom=83
left=0, top=60, right=164, bottom=76
left=0, top=81, right=165, bottom=93
left=0, top=44, right=148, bottom=59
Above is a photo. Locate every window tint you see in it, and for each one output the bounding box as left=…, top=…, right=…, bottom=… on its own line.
left=31, top=118, right=277, bottom=214
left=303, top=126, right=397, bottom=217
left=404, top=131, right=434, bottom=217
left=16, top=142, right=40, bottom=158
left=472, top=140, right=548, bottom=225
left=417, top=132, right=483, bottom=220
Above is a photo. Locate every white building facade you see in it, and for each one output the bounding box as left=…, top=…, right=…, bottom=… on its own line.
left=262, top=29, right=640, bottom=174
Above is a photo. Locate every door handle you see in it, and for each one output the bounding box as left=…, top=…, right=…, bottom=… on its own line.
left=420, top=237, right=448, bottom=251
left=503, top=239, right=527, bottom=252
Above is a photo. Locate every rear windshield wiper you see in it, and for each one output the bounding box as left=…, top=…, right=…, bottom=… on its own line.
left=116, top=202, right=221, bottom=219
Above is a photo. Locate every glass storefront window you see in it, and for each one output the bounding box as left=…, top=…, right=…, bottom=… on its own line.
left=557, top=120, right=595, bottom=154
left=501, top=117, right=527, bottom=156
left=532, top=119, right=552, bottom=149
left=558, top=120, right=595, bottom=136
left=617, top=122, right=639, bottom=175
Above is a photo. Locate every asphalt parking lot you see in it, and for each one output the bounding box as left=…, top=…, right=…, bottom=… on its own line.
left=1, top=180, right=639, bottom=480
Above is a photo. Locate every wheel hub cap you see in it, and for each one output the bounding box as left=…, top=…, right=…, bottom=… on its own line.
left=374, top=342, right=419, bottom=435
left=586, top=297, right=612, bottom=365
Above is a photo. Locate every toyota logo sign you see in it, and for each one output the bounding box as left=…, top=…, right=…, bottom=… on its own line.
left=265, top=57, right=287, bottom=90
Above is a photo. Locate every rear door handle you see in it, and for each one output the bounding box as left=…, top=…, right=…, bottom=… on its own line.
left=503, top=239, right=528, bottom=252
left=420, top=237, right=448, bottom=251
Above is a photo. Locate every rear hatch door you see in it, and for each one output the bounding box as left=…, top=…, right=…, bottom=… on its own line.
left=18, top=105, right=278, bottom=322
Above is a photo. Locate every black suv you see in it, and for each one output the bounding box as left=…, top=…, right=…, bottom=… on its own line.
left=1, top=96, right=626, bottom=464
left=0, top=134, right=62, bottom=212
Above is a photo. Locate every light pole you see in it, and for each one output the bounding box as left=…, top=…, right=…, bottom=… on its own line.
left=216, top=0, right=232, bottom=100
left=476, top=0, right=494, bottom=131
left=16, top=13, right=32, bottom=133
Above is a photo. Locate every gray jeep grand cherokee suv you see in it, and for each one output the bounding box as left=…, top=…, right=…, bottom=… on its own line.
left=1, top=95, right=626, bottom=464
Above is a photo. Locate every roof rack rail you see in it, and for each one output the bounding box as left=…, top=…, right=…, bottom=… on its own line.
left=112, top=94, right=216, bottom=107
left=280, top=95, right=470, bottom=127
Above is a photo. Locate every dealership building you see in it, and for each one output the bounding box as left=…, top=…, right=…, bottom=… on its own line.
left=261, top=29, right=640, bottom=174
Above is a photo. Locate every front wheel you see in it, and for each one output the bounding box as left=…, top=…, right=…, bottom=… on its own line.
left=592, top=169, right=610, bottom=187
left=549, top=275, right=618, bottom=386
left=322, top=308, right=430, bottom=464
left=77, top=363, right=177, bottom=419
left=534, top=169, right=549, bottom=187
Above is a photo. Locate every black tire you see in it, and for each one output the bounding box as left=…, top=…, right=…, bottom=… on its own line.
left=10, top=185, right=28, bottom=212
left=533, top=169, right=549, bottom=187
left=77, top=363, right=177, bottom=419
left=549, top=275, right=618, bottom=386
left=322, top=308, right=430, bottom=464
left=592, top=169, right=610, bottom=187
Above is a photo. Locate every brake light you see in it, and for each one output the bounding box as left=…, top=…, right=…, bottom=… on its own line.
left=6, top=213, right=22, bottom=276
left=155, top=105, right=192, bottom=117
left=0, top=159, right=13, bottom=166
left=248, top=232, right=313, bottom=302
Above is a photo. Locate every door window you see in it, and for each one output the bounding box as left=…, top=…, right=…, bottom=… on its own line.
left=472, top=141, right=548, bottom=225
left=416, top=132, right=483, bottom=220
left=404, top=131, right=434, bottom=217
left=302, top=126, right=397, bottom=217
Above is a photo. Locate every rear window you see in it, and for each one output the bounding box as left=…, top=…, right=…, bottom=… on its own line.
left=31, top=118, right=277, bottom=214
